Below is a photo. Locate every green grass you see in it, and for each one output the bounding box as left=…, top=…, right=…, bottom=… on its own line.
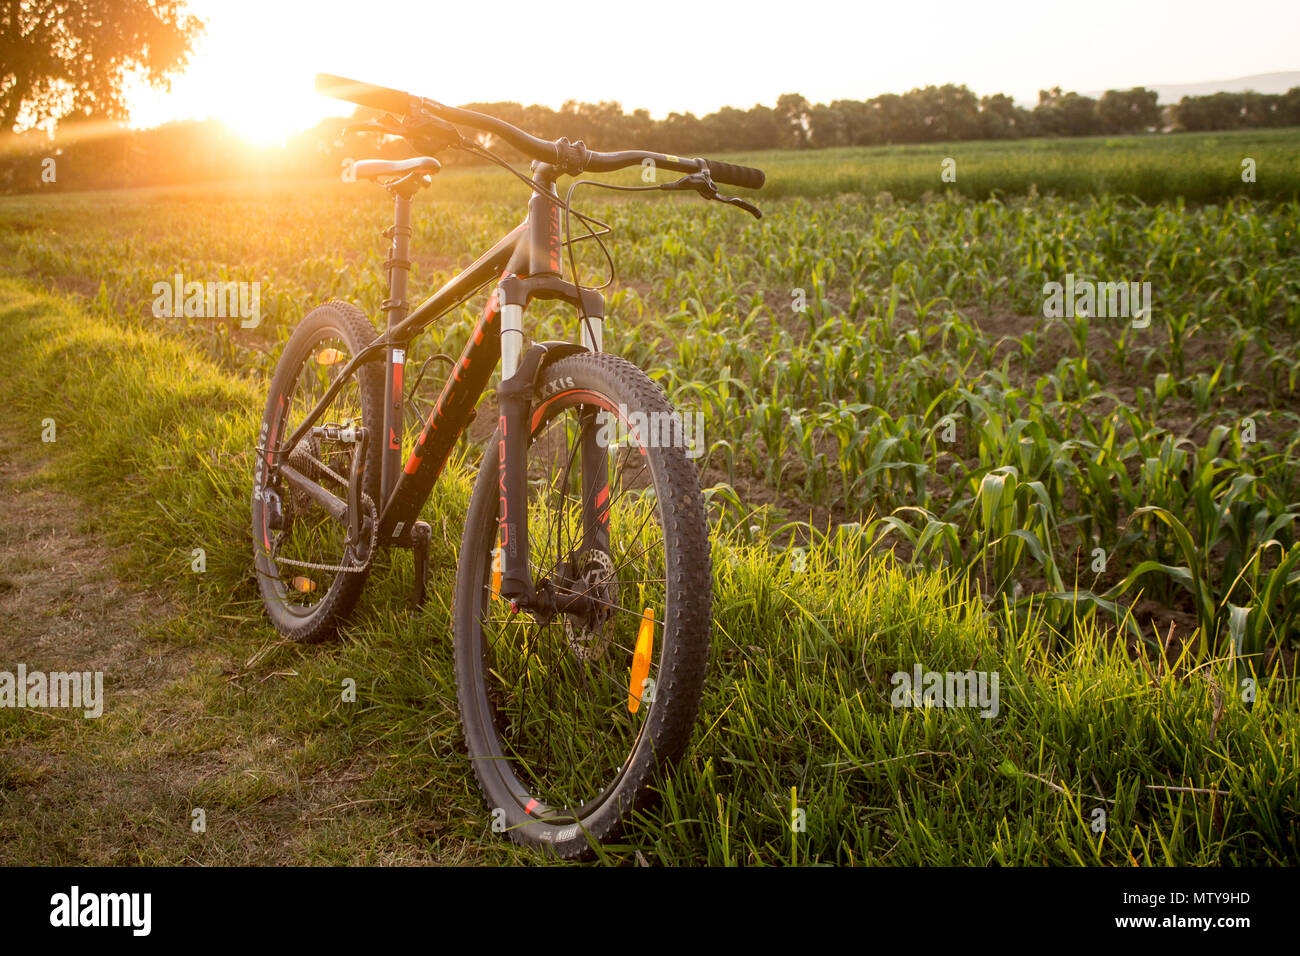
left=0, top=276, right=1296, bottom=865
left=391, top=125, right=1300, bottom=203
left=721, top=127, right=1300, bottom=202
left=13, top=125, right=1300, bottom=205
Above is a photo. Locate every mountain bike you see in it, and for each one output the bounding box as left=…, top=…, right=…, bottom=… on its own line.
left=250, top=74, right=765, bottom=857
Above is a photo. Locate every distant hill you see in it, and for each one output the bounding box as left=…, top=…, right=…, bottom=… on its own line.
left=1011, top=72, right=1300, bottom=109
left=1087, top=71, right=1300, bottom=104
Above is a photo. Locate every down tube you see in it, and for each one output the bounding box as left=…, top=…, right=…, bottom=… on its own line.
left=379, top=294, right=502, bottom=542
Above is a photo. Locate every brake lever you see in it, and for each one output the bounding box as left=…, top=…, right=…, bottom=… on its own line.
left=399, top=111, right=465, bottom=155
left=343, top=112, right=463, bottom=157
left=660, top=171, right=714, bottom=198
left=342, top=121, right=402, bottom=137
left=717, top=194, right=762, bottom=219
left=661, top=172, right=762, bottom=219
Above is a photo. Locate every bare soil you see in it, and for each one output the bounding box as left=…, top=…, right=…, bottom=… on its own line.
left=0, top=439, right=405, bottom=864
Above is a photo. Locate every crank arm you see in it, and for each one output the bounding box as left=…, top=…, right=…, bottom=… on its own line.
left=347, top=427, right=370, bottom=555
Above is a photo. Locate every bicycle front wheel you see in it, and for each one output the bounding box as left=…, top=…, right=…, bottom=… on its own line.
left=453, top=352, right=712, bottom=858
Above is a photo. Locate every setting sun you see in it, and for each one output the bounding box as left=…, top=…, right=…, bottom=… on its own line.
left=116, top=0, right=1300, bottom=143
left=121, top=3, right=332, bottom=146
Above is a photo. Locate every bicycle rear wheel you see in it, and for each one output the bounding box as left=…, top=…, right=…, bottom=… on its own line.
left=252, top=301, right=383, bottom=643
left=453, top=353, right=712, bottom=858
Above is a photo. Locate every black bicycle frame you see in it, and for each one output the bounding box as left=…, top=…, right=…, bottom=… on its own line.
left=272, top=163, right=606, bottom=606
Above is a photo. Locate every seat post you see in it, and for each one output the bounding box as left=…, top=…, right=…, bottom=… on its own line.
left=385, top=193, right=413, bottom=332
left=380, top=191, right=414, bottom=509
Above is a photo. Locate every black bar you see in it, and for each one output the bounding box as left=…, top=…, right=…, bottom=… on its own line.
left=1, top=865, right=1277, bottom=941
left=377, top=301, right=501, bottom=537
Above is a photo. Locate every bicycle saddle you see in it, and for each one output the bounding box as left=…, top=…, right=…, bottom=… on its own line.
left=351, top=157, right=441, bottom=181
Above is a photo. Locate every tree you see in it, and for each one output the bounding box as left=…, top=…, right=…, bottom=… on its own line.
left=1282, top=87, right=1300, bottom=127
left=737, top=104, right=783, bottom=150
left=0, top=0, right=203, bottom=133
left=776, top=93, right=811, bottom=148
left=660, top=111, right=704, bottom=155
left=1173, top=92, right=1245, bottom=131
left=700, top=105, right=767, bottom=152
left=807, top=102, right=847, bottom=147
left=831, top=98, right=881, bottom=145
left=979, top=93, right=1031, bottom=139
left=1241, top=91, right=1284, bottom=128
left=913, top=84, right=981, bottom=142
left=1034, top=87, right=1101, bottom=136
left=1098, top=87, right=1159, bottom=133
left=870, top=92, right=918, bottom=143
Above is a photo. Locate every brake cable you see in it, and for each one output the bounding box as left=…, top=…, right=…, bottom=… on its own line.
left=561, top=177, right=667, bottom=345
left=559, top=171, right=761, bottom=339
left=405, top=350, right=456, bottom=420
left=455, top=141, right=754, bottom=353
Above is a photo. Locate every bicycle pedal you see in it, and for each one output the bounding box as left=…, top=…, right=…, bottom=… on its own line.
left=410, top=520, right=432, bottom=609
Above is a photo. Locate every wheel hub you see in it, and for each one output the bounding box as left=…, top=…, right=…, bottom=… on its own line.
left=560, top=549, right=619, bottom=662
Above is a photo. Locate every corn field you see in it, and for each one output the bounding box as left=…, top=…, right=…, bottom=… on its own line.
left=7, top=169, right=1298, bottom=667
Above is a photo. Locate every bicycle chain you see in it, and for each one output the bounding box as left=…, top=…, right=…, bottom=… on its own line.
left=270, top=445, right=378, bottom=576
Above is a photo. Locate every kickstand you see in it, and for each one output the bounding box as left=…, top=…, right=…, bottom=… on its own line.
left=411, top=520, right=432, bottom=609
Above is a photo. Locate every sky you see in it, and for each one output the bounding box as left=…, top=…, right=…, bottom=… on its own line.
left=124, top=0, right=1300, bottom=145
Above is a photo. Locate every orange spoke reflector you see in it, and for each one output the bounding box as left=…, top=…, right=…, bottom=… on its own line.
left=628, top=607, right=655, bottom=714
left=316, top=348, right=345, bottom=366
left=490, top=548, right=502, bottom=601
left=292, top=576, right=317, bottom=593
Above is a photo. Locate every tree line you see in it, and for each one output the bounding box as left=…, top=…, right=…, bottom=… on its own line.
left=460, top=85, right=1300, bottom=155
left=4, top=83, right=1300, bottom=194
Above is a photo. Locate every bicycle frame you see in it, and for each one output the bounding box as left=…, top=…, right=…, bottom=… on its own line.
left=271, top=162, right=605, bottom=599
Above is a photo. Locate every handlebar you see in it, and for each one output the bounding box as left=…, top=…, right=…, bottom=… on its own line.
left=315, top=73, right=766, bottom=190
left=316, top=74, right=412, bottom=115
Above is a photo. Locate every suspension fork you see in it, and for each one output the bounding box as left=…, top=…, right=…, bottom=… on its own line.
left=493, top=292, right=603, bottom=606
left=578, top=312, right=609, bottom=555
left=494, top=163, right=610, bottom=609
left=494, top=331, right=540, bottom=604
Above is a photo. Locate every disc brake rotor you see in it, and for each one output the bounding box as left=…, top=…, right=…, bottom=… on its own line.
left=562, top=549, right=619, bottom=663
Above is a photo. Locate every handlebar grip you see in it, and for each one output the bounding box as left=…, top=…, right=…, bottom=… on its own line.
left=704, top=159, right=765, bottom=190
left=315, top=73, right=412, bottom=116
